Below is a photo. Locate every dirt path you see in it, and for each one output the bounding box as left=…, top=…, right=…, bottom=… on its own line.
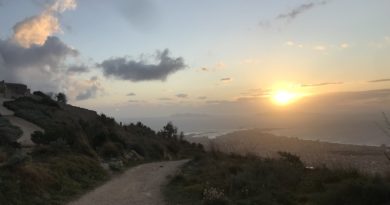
left=68, top=160, right=188, bottom=205
left=0, top=98, right=14, bottom=116
left=0, top=97, right=43, bottom=146
left=5, top=116, right=44, bottom=146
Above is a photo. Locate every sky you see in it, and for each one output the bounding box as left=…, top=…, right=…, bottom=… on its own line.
left=1, top=0, right=390, bottom=119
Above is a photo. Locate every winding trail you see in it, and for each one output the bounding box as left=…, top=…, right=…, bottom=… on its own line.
left=6, top=116, right=43, bottom=146
left=0, top=97, right=43, bottom=147
left=68, top=160, right=188, bottom=205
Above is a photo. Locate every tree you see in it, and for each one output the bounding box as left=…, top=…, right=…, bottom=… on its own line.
left=381, top=112, right=390, bottom=161
left=159, top=122, right=178, bottom=139
left=56, top=92, right=67, bottom=104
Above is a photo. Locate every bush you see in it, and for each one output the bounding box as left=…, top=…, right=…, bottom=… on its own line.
left=99, top=141, right=122, bottom=159
left=0, top=117, right=22, bottom=145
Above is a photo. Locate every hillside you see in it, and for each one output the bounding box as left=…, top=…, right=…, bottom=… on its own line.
left=0, top=93, right=203, bottom=205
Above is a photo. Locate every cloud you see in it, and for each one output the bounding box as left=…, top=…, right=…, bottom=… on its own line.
left=199, top=61, right=227, bottom=73
left=286, top=41, right=295, bottom=46
left=198, top=96, right=207, bottom=100
left=219, top=77, right=233, bottom=84
left=12, top=0, right=77, bottom=48
left=127, top=92, right=136, bottom=96
left=76, top=85, right=98, bottom=100
left=176, top=93, right=188, bottom=98
left=67, top=64, right=89, bottom=74
left=260, top=1, right=331, bottom=28
left=215, top=61, right=226, bottom=69
left=128, top=100, right=140, bottom=103
left=301, top=82, right=343, bottom=87
left=0, top=36, right=78, bottom=85
left=385, top=36, right=390, bottom=43
left=314, top=45, right=326, bottom=51
left=277, top=1, right=330, bottom=21
left=220, top=77, right=232, bottom=82
left=158, top=97, right=172, bottom=101
left=206, top=100, right=231, bottom=104
left=99, top=49, right=186, bottom=82
left=0, top=0, right=98, bottom=101
left=241, top=88, right=271, bottom=97
left=340, top=43, right=349, bottom=49
left=285, top=41, right=304, bottom=48
left=258, top=20, right=271, bottom=29
left=74, top=76, right=102, bottom=101
left=368, top=78, right=390, bottom=83
left=49, top=0, right=77, bottom=13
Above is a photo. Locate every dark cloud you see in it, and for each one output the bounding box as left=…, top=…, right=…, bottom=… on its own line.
left=76, top=85, right=99, bottom=101
left=277, top=1, right=330, bottom=21
left=67, top=64, right=89, bottom=74
left=198, top=96, right=207, bottom=100
left=127, top=92, right=136, bottom=96
left=368, top=78, right=390, bottom=83
left=260, top=0, right=331, bottom=28
left=90, top=76, right=98, bottom=81
left=176, top=93, right=188, bottom=98
left=220, top=77, right=232, bottom=81
left=241, top=88, right=271, bottom=97
left=0, top=36, right=78, bottom=90
left=0, top=36, right=77, bottom=72
left=301, top=82, right=343, bottom=87
left=236, top=97, right=261, bottom=102
left=99, top=49, right=186, bottom=82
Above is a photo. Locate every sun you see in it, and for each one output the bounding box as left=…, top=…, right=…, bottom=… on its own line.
left=272, top=90, right=296, bottom=106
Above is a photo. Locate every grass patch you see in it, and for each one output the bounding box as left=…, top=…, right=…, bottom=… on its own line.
left=0, top=151, right=107, bottom=205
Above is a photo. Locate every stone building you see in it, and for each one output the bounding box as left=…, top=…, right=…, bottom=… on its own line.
left=0, top=81, right=31, bottom=98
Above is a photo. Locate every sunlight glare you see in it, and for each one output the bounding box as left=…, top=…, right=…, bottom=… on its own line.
left=273, top=90, right=296, bottom=106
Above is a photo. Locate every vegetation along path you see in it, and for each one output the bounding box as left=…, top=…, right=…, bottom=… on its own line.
left=0, top=97, right=43, bottom=146
left=68, top=160, right=188, bottom=205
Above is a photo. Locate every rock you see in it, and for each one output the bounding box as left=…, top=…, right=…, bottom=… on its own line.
left=108, top=160, right=124, bottom=171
